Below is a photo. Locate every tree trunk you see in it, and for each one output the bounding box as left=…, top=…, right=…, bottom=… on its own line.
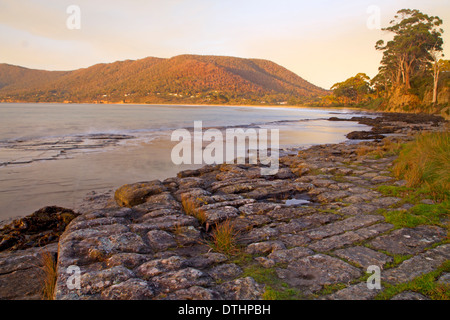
left=432, top=71, right=439, bottom=105
left=432, top=60, right=440, bottom=105
left=403, top=61, right=412, bottom=90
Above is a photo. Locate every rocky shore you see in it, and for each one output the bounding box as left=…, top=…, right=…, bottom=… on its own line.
left=1, top=112, right=448, bottom=300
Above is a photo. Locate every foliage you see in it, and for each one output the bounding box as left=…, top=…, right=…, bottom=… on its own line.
left=375, top=9, right=443, bottom=91
left=392, top=132, right=450, bottom=200
left=330, top=73, right=371, bottom=104
left=322, top=9, right=448, bottom=113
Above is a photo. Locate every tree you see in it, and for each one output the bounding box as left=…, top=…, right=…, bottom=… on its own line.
left=376, top=9, right=443, bottom=91
left=370, top=71, right=390, bottom=98
left=331, top=73, right=371, bottom=104
left=429, top=46, right=446, bottom=104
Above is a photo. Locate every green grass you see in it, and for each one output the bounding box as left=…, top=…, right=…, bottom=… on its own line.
left=315, top=283, right=347, bottom=296
left=384, top=254, right=413, bottom=269
left=230, top=251, right=254, bottom=266
left=376, top=184, right=442, bottom=210
left=382, top=201, right=449, bottom=229
left=240, top=263, right=305, bottom=300
left=263, top=285, right=305, bottom=300
left=375, top=260, right=450, bottom=300
left=376, top=185, right=419, bottom=201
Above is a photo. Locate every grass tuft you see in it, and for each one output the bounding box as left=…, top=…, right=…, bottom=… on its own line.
left=209, top=219, right=238, bottom=255
left=393, top=132, right=449, bottom=201
left=181, top=197, right=207, bottom=225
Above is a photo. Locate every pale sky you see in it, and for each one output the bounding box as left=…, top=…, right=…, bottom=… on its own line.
left=0, top=0, right=449, bottom=89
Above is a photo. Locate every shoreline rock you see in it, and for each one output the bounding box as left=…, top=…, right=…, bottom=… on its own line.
left=1, top=112, right=448, bottom=300
left=0, top=206, right=79, bottom=252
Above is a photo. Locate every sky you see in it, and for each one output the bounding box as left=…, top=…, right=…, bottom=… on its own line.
left=0, top=0, right=449, bottom=89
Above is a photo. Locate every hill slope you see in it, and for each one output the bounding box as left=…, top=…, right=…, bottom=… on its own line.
left=0, top=55, right=327, bottom=104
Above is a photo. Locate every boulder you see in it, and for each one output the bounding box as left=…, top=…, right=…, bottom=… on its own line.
left=114, top=181, right=166, bottom=207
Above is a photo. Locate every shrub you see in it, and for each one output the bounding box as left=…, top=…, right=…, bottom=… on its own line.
left=393, top=132, right=449, bottom=201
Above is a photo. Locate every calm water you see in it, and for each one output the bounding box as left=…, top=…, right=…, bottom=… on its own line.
left=0, top=103, right=370, bottom=221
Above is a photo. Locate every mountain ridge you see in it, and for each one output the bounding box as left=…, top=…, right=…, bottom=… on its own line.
left=0, top=55, right=327, bottom=105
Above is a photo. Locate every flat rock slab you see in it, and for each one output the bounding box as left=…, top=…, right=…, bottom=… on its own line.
left=437, top=273, right=450, bottom=285
left=48, top=123, right=448, bottom=300
left=339, top=203, right=378, bottom=215
left=334, top=246, right=393, bottom=269
left=321, top=282, right=382, bottom=300
left=382, top=244, right=450, bottom=284
left=316, top=191, right=349, bottom=203
left=267, top=247, right=314, bottom=264
left=309, top=223, right=393, bottom=252
left=371, top=197, right=401, bottom=207
left=391, top=291, right=430, bottom=300
left=218, top=277, right=265, bottom=300
left=305, top=215, right=384, bottom=241
left=54, top=207, right=266, bottom=300
left=276, top=254, right=362, bottom=294
left=369, top=225, right=447, bottom=255
left=203, top=206, right=239, bottom=224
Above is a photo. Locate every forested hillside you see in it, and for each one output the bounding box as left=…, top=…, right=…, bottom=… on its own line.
left=0, top=55, right=327, bottom=105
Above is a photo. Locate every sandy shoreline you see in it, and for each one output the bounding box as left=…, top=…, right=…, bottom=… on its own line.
left=0, top=101, right=365, bottom=112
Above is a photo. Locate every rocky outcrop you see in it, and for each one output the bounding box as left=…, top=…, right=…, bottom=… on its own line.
left=0, top=206, right=79, bottom=251
left=0, top=206, right=78, bottom=300
left=0, top=243, right=58, bottom=300
left=335, top=112, right=445, bottom=140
